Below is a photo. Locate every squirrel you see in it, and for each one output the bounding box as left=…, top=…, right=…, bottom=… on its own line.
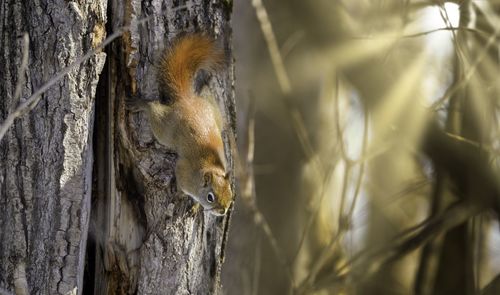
left=127, top=34, right=232, bottom=216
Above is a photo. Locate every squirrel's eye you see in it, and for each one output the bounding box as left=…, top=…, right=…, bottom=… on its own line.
left=207, top=192, right=215, bottom=203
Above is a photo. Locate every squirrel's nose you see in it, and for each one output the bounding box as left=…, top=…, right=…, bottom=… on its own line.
left=214, top=207, right=228, bottom=216
left=210, top=207, right=228, bottom=216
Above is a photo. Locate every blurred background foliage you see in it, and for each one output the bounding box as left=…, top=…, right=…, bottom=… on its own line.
left=221, top=1, right=500, bottom=294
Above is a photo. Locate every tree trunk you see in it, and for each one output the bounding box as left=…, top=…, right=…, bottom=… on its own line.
left=89, top=0, right=234, bottom=294
left=1, top=0, right=234, bottom=294
left=0, top=1, right=106, bottom=294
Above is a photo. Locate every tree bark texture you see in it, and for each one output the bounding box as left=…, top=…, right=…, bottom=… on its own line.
left=1, top=0, right=234, bottom=294
left=0, top=1, right=107, bottom=295
left=89, top=0, right=234, bottom=294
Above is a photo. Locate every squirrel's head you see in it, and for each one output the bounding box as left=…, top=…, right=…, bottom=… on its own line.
left=196, top=168, right=232, bottom=216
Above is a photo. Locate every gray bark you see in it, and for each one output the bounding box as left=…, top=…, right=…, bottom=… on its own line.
left=1, top=0, right=233, bottom=294
left=89, top=0, right=234, bottom=294
left=0, top=1, right=107, bottom=295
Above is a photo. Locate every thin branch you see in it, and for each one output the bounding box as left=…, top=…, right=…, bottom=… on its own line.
left=289, top=107, right=320, bottom=169
left=333, top=75, right=350, bottom=163
left=352, top=27, right=488, bottom=40
left=280, top=30, right=305, bottom=60
left=401, top=27, right=487, bottom=39
left=444, top=132, right=500, bottom=157
left=13, top=34, right=30, bottom=108
left=346, top=108, right=369, bottom=219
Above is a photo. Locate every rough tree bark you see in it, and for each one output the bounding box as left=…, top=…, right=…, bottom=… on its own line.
left=1, top=0, right=234, bottom=294
left=0, top=1, right=107, bottom=294
left=89, top=0, right=235, bottom=294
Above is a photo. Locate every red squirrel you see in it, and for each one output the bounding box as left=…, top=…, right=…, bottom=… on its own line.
left=127, top=34, right=232, bottom=216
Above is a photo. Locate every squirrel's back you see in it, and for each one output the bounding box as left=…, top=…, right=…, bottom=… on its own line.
left=159, top=34, right=223, bottom=100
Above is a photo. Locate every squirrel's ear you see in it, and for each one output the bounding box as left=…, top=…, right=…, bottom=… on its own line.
left=203, top=171, right=212, bottom=186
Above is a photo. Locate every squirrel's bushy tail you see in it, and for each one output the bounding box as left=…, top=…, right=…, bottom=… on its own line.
left=159, top=34, right=223, bottom=100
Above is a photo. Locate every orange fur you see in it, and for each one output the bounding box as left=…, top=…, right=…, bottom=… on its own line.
left=127, top=34, right=232, bottom=216
left=160, top=34, right=223, bottom=98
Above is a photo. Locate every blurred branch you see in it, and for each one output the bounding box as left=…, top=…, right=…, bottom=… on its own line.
left=251, top=233, right=262, bottom=295
left=291, top=162, right=347, bottom=289
left=333, top=76, right=349, bottom=162
left=297, top=178, right=428, bottom=293
left=307, top=200, right=483, bottom=294
left=481, top=274, right=500, bottom=295
left=413, top=167, right=446, bottom=294
left=249, top=6, right=340, bottom=291
left=236, top=97, right=297, bottom=291
left=353, top=26, right=489, bottom=62
left=296, top=96, right=369, bottom=294
left=444, top=132, right=500, bottom=157
left=250, top=0, right=322, bottom=174
left=358, top=202, right=481, bottom=274
left=358, top=178, right=428, bottom=218
left=280, top=31, right=305, bottom=60
left=346, top=108, right=369, bottom=219
left=432, top=25, right=500, bottom=110
left=290, top=164, right=337, bottom=268
left=251, top=208, right=296, bottom=290
left=298, top=118, right=500, bottom=293
left=426, top=1, right=500, bottom=212
left=401, top=27, right=489, bottom=39
left=251, top=0, right=291, bottom=94
left=423, top=121, right=500, bottom=213
left=438, top=2, right=467, bottom=67
left=415, top=47, right=463, bottom=293
left=472, top=216, right=483, bottom=294
left=334, top=73, right=350, bottom=242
